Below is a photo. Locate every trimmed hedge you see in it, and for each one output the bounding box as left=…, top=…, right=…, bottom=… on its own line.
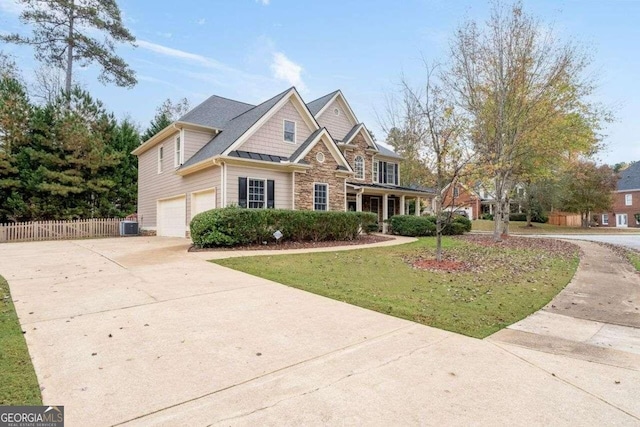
left=388, top=215, right=436, bottom=236
left=388, top=214, right=470, bottom=237
left=190, top=207, right=378, bottom=248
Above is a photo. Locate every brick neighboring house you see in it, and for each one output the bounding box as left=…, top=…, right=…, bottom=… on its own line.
left=132, top=87, right=435, bottom=237
left=595, top=162, right=640, bottom=228
left=441, top=182, right=481, bottom=220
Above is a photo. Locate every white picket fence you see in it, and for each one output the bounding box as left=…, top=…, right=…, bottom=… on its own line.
left=0, top=218, right=122, bottom=243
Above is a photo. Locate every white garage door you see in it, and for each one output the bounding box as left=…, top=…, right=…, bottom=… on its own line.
left=191, top=189, right=216, bottom=219
left=158, top=196, right=186, bottom=237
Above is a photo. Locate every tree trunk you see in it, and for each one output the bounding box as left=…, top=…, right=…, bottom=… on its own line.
left=526, top=207, right=532, bottom=227
left=502, top=196, right=510, bottom=236
left=435, top=196, right=442, bottom=262
left=65, top=1, right=75, bottom=95
left=493, top=198, right=503, bottom=242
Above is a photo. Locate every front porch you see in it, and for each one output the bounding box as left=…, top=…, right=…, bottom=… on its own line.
left=346, top=183, right=435, bottom=233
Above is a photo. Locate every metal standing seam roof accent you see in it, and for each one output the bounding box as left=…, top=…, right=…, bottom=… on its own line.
left=617, top=162, right=640, bottom=191
left=228, top=151, right=288, bottom=163
left=179, top=88, right=293, bottom=169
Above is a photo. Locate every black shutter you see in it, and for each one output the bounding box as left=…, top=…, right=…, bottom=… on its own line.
left=267, top=180, right=275, bottom=208
left=393, top=163, right=398, bottom=185
left=382, top=162, right=387, bottom=184
left=238, top=177, right=247, bottom=208
left=379, top=161, right=383, bottom=183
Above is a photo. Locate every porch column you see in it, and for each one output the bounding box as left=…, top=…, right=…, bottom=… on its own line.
left=356, top=191, right=363, bottom=212
left=415, top=197, right=421, bottom=216
left=382, top=193, right=389, bottom=233
left=399, top=195, right=406, bottom=215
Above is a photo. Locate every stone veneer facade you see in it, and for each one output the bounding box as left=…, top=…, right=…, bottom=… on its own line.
left=341, top=132, right=376, bottom=184
left=294, top=140, right=346, bottom=211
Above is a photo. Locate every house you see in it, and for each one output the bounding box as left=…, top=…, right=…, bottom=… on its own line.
left=595, top=162, right=640, bottom=228
left=132, top=87, right=435, bottom=237
left=441, top=182, right=481, bottom=219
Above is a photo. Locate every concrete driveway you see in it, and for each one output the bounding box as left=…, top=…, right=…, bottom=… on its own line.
left=1, top=237, right=639, bottom=426
left=529, top=233, right=640, bottom=250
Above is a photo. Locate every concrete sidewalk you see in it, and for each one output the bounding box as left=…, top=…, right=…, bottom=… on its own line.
left=1, top=236, right=639, bottom=426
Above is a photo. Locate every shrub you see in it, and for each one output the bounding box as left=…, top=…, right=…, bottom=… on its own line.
left=508, top=212, right=548, bottom=223
left=453, top=215, right=472, bottom=232
left=190, top=207, right=377, bottom=248
left=480, top=213, right=494, bottom=220
left=388, top=215, right=436, bottom=236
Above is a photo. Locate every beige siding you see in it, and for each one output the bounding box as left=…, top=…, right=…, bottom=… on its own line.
left=239, top=100, right=314, bottom=157
left=184, top=129, right=215, bottom=160
left=137, top=130, right=220, bottom=230
left=317, top=98, right=356, bottom=141
left=225, top=164, right=293, bottom=209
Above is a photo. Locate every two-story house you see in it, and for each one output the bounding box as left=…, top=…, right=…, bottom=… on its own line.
left=596, top=162, right=640, bottom=228
left=132, top=87, right=435, bottom=237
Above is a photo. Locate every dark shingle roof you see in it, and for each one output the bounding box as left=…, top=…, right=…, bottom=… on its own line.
left=289, top=128, right=325, bottom=162
left=618, top=162, right=640, bottom=191
left=179, top=95, right=254, bottom=129
left=180, top=88, right=292, bottom=169
left=376, top=144, right=402, bottom=159
left=341, top=124, right=363, bottom=144
left=306, top=90, right=339, bottom=116
left=228, top=151, right=288, bottom=163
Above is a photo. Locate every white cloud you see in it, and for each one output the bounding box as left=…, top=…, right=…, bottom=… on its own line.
left=196, top=18, right=206, bottom=25
left=270, top=52, right=306, bottom=91
left=256, top=0, right=270, bottom=5
left=137, top=40, right=231, bottom=72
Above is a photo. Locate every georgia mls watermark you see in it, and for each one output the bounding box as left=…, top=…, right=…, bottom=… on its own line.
left=0, top=406, right=64, bottom=427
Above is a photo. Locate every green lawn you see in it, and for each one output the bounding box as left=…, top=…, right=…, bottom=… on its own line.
left=214, top=236, right=579, bottom=338
left=0, top=275, right=42, bottom=405
left=473, top=219, right=640, bottom=234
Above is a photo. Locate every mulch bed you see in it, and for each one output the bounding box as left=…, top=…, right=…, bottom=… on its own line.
left=412, top=258, right=468, bottom=272
left=189, top=234, right=394, bottom=252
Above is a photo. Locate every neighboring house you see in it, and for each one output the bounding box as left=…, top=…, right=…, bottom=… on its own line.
left=132, top=87, right=435, bottom=237
left=595, top=162, right=640, bottom=228
left=441, top=182, right=481, bottom=220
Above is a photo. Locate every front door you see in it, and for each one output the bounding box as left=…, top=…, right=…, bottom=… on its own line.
left=387, top=198, right=396, bottom=218
left=370, top=197, right=380, bottom=224
left=616, top=214, right=628, bottom=227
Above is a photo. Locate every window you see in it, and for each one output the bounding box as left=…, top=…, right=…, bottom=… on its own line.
left=377, top=161, right=398, bottom=185
left=248, top=179, right=265, bottom=209
left=373, top=160, right=379, bottom=183
left=453, top=187, right=460, bottom=198
left=314, top=183, right=328, bottom=211
left=316, top=152, right=325, bottom=163
left=157, top=146, right=164, bottom=174
left=602, top=214, right=609, bottom=225
left=334, top=107, right=340, bottom=116
left=174, top=136, right=182, bottom=167
left=625, top=194, right=632, bottom=206
left=238, top=177, right=274, bottom=208
left=283, top=120, right=296, bottom=143
left=354, top=155, right=364, bottom=180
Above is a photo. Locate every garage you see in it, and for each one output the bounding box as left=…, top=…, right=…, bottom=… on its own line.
left=157, top=196, right=186, bottom=237
left=191, top=189, right=216, bottom=219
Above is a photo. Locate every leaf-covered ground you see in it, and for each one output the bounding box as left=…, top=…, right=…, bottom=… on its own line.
left=0, top=275, right=42, bottom=405
left=214, top=236, right=580, bottom=338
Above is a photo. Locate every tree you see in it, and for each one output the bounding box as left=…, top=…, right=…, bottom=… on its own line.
left=141, top=97, right=191, bottom=142
left=1, top=0, right=137, bottom=93
left=385, top=127, right=434, bottom=188
left=108, top=117, right=139, bottom=216
left=445, top=1, right=596, bottom=241
left=31, top=66, right=64, bottom=105
left=384, top=66, right=470, bottom=261
left=561, top=160, right=617, bottom=227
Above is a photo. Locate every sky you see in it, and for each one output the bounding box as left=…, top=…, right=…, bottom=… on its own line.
left=0, top=0, right=638, bottom=164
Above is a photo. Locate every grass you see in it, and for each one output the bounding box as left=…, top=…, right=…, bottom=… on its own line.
left=472, top=219, right=640, bottom=234
left=214, top=237, right=579, bottom=338
left=0, top=275, right=42, bottom=405
left=626, top=252, right=640, bottom=271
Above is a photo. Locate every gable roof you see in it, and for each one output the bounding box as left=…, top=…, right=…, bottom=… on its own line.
left=289, top=127, right=353, bottom=172
left=178, top=95, right=254, bottom=129
left=306, top=90, right=340, bottom=116
left=376, top=144, right=402, bottom=159
left=180, top=88, right=293, bottom=169
left=618, top=161, right=640, bottom=191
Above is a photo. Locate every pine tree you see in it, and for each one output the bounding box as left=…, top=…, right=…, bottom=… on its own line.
left=1, top=0, right=136, bottom=93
